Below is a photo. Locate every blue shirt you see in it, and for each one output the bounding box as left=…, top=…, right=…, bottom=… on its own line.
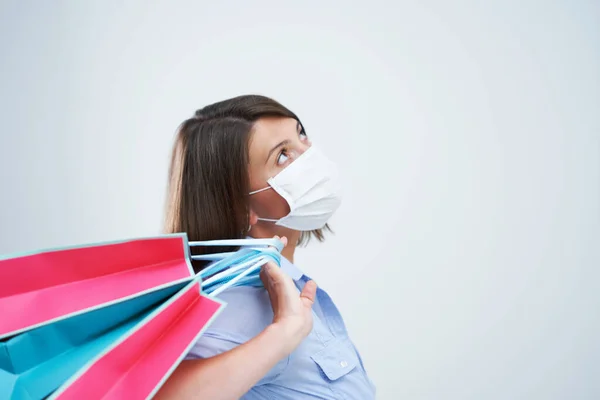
left=186, top=257, right=376, bottom=399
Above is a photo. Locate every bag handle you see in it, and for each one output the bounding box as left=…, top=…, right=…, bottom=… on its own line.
left=206, top=255, right=275, bottom=297
left=188, top=238, right=284, bottom=252
left=202, top=248, right=280, bottom=288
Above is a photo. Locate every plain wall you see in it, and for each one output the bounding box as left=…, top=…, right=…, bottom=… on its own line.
left=1, top=1, right=599, bottom=398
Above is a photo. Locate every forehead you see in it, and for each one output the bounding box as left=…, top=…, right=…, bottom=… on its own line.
left=249, top=117, right=299, bottom=158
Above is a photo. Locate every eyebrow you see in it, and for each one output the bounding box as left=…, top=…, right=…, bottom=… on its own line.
left=266, top=139, right=291, bottom=164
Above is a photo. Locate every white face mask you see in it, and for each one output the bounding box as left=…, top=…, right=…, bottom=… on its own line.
left=249, top=146, right=342, bottom=231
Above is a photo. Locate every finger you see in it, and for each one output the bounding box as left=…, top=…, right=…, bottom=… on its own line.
left=261, top=261, right=285, bottom=285
left=259, top=262, right=274, bottom=287
left=300, top=280, right=317, bottom=306
left=262, top=261, right=283, bottom=283
left=259, top=265, right=268, bottom=286
left=270, top=235, right=287, bottom=249
left=260, top=263, right=280, bottom=312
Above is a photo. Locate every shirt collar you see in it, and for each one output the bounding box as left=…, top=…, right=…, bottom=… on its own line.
left=280, top=255, right=304, bottom=281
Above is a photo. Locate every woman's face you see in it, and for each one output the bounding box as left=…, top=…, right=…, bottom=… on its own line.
left=248, top=117, right=312, bottom=223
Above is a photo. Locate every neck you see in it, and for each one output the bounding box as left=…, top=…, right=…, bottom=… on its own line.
left=281, top=240, right=296, bottom=263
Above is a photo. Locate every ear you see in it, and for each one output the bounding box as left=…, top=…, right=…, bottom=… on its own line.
left=248, top=208, right=259, bottom=228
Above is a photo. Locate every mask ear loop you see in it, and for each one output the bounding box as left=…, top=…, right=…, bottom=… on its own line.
left=248, top=185, right=285, bottom=224
left=249, top=186, right=271, bottom=195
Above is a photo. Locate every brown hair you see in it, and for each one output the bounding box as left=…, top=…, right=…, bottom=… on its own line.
left=164, top=95, right=330, bottom=270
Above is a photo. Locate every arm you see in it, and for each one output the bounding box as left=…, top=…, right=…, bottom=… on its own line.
left=154, top=246, right=317, bottom=400
left=154, top=322, right=296, bottom=400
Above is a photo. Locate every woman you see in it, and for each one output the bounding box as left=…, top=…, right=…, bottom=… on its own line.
left=157, top=95, right=375, bottom=399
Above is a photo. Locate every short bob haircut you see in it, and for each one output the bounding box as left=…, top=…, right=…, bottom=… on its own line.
left=164, top=95, right=330, bottom=271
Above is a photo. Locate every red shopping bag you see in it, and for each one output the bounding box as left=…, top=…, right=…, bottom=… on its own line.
left=0, top=233, right=194, bottom=339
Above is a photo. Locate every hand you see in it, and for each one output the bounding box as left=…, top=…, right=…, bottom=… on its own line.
left=260, top=236, right=317, bottom=351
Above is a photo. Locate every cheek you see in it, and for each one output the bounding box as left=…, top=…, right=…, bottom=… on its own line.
left=250, top=190, right=291, bottom=219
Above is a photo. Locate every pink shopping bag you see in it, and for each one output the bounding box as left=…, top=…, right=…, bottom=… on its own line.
left=49, top=278, right=224, bottom=400
left=0, top=233, right=194, bottom=339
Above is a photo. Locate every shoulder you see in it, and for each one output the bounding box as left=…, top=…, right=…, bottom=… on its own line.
left=186, top=286, right=290, bottom=384
left=190, top=286, right=274, bottom=350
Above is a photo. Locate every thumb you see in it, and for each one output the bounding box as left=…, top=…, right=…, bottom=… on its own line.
left=260, top=261, right=282, bottom=286
left=300, top=280, right=317, bottom=307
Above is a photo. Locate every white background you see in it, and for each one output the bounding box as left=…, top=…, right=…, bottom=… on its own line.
left=1, top=1, right=599, bottom=398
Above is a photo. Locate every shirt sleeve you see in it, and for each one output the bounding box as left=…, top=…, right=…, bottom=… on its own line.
left=182, top=287, right=289, bottom=385
left=185, top=330, right=247, bottom=359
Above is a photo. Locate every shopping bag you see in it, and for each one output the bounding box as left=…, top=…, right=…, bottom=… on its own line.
left=0, top=282, right=185, bottom=400
left=0, top=233, right=196, bottom=340
left=49, top=277, right=223, bottom=399
left=0, top=234, right=282, bottom=400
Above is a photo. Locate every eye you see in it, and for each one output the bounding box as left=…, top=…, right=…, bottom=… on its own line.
left=299, top=130, right=308, bottom=141
left=276, top=148, right=290, bottom=165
